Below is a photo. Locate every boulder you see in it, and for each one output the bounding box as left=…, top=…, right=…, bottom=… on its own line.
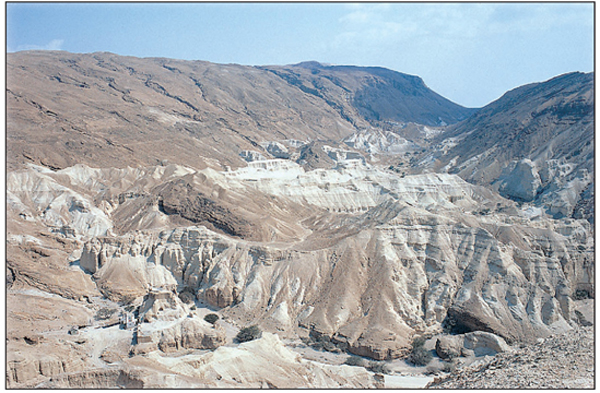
left=151, top=318, right=226, bottom=353
left=435, top=331, right=511, bottom=360
left=462, top=331, right=511, bottom=356
left=435, top=336, right=462, bottom=360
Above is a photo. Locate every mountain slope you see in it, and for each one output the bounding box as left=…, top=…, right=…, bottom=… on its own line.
left=7, top=52, right=473, bottom=172
left=428, top=72, right=594, bottom=221
left=261, top=61, right=477, bottom=127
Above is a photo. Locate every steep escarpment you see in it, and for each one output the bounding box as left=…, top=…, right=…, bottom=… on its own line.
left=260, top=62, right=477, bottom=126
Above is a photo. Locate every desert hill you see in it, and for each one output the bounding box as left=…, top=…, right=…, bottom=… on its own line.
left=7, top=51, right=474, bottom=172
left=260, top=61, right=476, bottom=126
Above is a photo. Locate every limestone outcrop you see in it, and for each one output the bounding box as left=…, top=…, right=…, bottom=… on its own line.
left=72, top=160, right=592, bottom=359
left=141, top=317, right=227, bottom=353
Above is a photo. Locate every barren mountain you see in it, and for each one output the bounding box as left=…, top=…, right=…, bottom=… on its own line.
left=424, top=72, right=594, bottom=222
left=7, top=51, right=473, bottom=172
left=6, top=51, right=594, bottom=389
left=260, top=61, right=476, bottom=126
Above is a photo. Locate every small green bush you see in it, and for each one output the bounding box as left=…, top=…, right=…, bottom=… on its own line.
left=236, top=325, right=262, bottom=343
left=344, top=356, right=366, bottom=367
left=204, top=313, right=219, bottom=324
left=409, top=336, right=433, bottom=366
left=306, top=332, right=348, bottom=353
left=367, top=361, right=391, bottom=374
left=574, top=289, right=590, bottom=300
left=94, top=307, right=116, bottom=321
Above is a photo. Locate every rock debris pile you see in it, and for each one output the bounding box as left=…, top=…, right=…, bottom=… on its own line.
left=428, top=326, right=594, bottom=389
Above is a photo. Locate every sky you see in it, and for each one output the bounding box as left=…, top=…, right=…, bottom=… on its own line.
left=6, top=2, right=594, bottom=108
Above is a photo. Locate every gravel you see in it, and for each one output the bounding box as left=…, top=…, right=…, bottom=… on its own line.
left=427, top=326, right=594, bottom=389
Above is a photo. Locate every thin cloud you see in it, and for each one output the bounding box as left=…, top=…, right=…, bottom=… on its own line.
left=328, top=3, right=592, bottom=107
left=14, top=39, right=64, bottom=52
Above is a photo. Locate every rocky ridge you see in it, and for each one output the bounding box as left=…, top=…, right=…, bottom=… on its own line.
left=7, top=52, right=473, bottom=172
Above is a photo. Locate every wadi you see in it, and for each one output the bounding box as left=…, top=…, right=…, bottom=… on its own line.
left=6, top=51, right=594, bottom=388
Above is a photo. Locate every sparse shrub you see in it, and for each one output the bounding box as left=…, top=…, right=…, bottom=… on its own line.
left=574, top=289, right=590, bottom=300
left=321, top=340, right=338, bottom=352
left=409, top=336, right=433, bottom=366
left=190, top=305, right=197, bottom=311
left=118, top=295, right=136, bottom=306
left=367, top=361, right=391, bottom=374
left=306, top=331, right=347, bottom=353
left=178, top=287, right=196, bottom=304
left=95, top=307, right=116, bottom=321
left=236, top=325, right=262, bottom=343
left=344, top=356, right=366, bottom=367
left=204, top=313, right=219, bottom=324
left=412, top=336, right=427, bottom=348
left=410, top=347, right=433, bottom=366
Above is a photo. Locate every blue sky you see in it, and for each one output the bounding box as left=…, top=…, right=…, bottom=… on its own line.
left=7, top=2, right=594, bottom=108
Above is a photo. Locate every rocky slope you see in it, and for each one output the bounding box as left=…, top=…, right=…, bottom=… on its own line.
left=260, top=61, right=476, bottom=126
left=7, top=51, right=473, bottom=172
left=426, top=72, right=594, bottom=222
left=6, top=51, right=594, bottom=389
left=428, top=326, right=594, bottom=389
left=8, top=158, right=593, bottom=364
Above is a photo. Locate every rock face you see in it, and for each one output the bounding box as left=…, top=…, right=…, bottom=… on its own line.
left=7, top=344, right=86, bottom=386
left=435, top=336, right=462, bottom=360
left=36, top=368, right=147, bottom=389
left=151, top=318, right=226, bottom=353
left=498, top=159, right=542, bottom=202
